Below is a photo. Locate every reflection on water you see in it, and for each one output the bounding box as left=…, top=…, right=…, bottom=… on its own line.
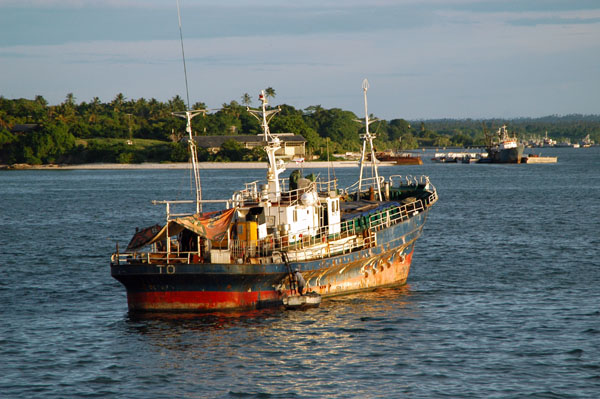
left=126, top=286, right=416, bottom=334
left=124, top=286, right=419, bottom=363
left=127, top=307, right=284, bottom=329
left=117, top=286, right=422, bottom=398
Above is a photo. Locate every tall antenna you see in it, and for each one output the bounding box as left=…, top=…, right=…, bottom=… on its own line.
left=176, top=0, right=190, bottom=109
left=357, top=79, right=382, bottom=200
left=174, top=0, right=204, bottom=213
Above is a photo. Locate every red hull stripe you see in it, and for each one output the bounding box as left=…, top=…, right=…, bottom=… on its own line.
left=128, top=289, right=282, bottom=311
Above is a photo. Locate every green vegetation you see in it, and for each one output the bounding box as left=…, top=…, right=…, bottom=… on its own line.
left=1, top=93, right=599, bottom=165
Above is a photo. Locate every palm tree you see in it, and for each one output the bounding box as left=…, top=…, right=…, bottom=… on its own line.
left=55, top=93, right=76, bottom=124
left=34, top=95, right=48, bottom=107
left=134, top=97, right=149, bottom=118
left=111, top=93, right=126, bottom=114
left=264, top=87, right=276, bottom=100
left=304, top=105, right=323, bottom=114
left=192, top=101, right=207, bottom=110
left=241, top=93, right=252, bottom=107
left=87, top=97, right=101, bottom=123
left=65, top=93, right=76, bottom=106
left=169, top=95, right=186, bottom=112
left=148, top=98, right=162, bottom=120
left=222, top=100, right=241, bottom=117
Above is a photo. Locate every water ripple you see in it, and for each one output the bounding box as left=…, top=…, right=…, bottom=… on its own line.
left=2, top=148, right=600, bottom=398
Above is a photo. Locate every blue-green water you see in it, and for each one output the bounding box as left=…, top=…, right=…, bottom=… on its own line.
left=1, top=147, right=599, bottom=398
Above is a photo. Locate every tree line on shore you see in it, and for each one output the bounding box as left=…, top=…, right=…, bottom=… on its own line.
left=1, top=93, right=599, bottom=165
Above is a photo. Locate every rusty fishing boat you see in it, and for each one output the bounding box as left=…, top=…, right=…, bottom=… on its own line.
left=110, top=81, right=438, bottom=312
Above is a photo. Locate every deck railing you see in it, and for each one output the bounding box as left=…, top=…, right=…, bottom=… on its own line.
left=113, top=191, right=435, bottom=265
left=342, top=176, right=385, bottom=197
left=230, top=177, right=340, bottom=207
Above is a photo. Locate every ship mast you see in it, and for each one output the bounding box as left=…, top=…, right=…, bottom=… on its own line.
left=172, top=110, right=206, bottom=213
left=172, top=0, right=205, bottom=214
left=357, top=79, right=382, bottom=200
left=247, top=90, right=283, bottom=202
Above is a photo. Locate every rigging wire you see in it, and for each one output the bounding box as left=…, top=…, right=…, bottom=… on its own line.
left=176, top=0, right=191, bottom=109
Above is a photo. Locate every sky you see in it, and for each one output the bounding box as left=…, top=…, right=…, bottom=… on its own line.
left=1, top=0, right=599, bottom=120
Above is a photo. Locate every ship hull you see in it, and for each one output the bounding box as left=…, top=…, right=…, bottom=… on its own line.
left=111, top=209, right=429, bottom=312
left=479, top=145, right=525, bottom=164
left=495, top=145, right=524, bottom=163
left=395, top=158, right=423, bottom=165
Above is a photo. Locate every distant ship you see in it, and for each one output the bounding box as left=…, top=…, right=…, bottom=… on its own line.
left=580, top=134, right=594, bottom=148
left=479, top=125, right=524, bottom=164
left=374, top=150, right=423, bottom=165
left=542, top=131, right=557, bottom=147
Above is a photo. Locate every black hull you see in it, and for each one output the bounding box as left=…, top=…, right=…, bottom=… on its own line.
left=480, top=145, right=525, bottom=163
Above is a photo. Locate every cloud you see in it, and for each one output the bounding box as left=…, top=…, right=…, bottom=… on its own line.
left=1, top=0, right=599, bottom=118
left=3, top=1, right=600, bottom=47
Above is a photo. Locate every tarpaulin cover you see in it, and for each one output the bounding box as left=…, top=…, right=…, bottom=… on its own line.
left=129, top=208, right=238, bottom=250
left=126, top=224, right=163, bottom=251
left=173, top=208, right=237, bottom=241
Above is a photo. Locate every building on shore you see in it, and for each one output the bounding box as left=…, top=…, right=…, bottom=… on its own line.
left=191, top=133, right=306, bottom=160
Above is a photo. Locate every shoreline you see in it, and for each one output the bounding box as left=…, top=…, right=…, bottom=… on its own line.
left=1, top=160, right=400, bottom=171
